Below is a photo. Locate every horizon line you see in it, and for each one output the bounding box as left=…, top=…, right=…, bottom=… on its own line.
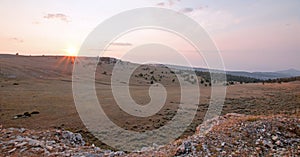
left=1, top=53, right=299, bottom=73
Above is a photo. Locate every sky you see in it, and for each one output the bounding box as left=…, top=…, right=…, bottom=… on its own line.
left=0, top=0, right=299, bottom=72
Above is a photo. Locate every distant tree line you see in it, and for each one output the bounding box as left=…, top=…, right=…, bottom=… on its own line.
left=195, top=71, right=263, bottom=84
left=265, top=76, right=300, bottom=83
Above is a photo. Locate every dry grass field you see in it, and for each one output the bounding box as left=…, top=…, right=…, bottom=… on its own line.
left=1, top=55, right=300, bottom=148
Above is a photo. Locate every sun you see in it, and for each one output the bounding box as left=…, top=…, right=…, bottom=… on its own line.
left=66, top=47, right=78, bottom=56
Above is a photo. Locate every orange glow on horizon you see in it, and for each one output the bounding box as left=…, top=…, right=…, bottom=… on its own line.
left=65, top=47, right=78, bottom=57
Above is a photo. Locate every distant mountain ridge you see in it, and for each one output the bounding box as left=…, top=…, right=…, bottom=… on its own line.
left=1, top=54, right=299, bottom=80
left=164, top=64, right=300, bottom=80
left=195, top=68, right=300, bottom=80
left=101, top=56, right=300, bottom=80
left=276, top=68, right=300, bottom=76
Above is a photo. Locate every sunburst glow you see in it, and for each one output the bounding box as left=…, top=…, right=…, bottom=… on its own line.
left=65, top=47, right=78, bottom=56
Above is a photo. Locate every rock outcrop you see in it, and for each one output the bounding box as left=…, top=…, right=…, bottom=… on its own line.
left=1, top=113, right=299, bottom=156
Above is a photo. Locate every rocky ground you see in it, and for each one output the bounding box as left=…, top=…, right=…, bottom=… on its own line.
left=1, top=113, right=300, bottom=157
left=131, top=113, right=300, bottom=157
left=0, top=125, right=125, bottom=157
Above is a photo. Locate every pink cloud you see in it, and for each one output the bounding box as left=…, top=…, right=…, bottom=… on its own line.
left=156, top=2, right=165, bottom=6
left=43, top=13, right=70, bottom=23
left=9, top=37, right=24, bottom=43
left=180, top=8, right=194, bottom=13
left=110, top=42, right=132, bottom=46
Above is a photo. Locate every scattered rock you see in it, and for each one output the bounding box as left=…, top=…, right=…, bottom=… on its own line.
left=275, top=140, right=281, bottom=146
left=129, top=113, right=300, bottom=156
left=0, top=128, right=109, bottom=156
left=15, top=141, right=27, bottom=147
left=1, top=113, right=300, bottom=156
left=8, top=148, right=16, bottom=153
left=31, top=111, right=40, bottom=114
left=19, top=128, right=26, bottom=133
left=27, top=138, right=42, bottom=147
left=175, top=141, right=193, bottom=156
left=62, top=130, right=85, bottom=146
left=13, top=114, right=23, bottom=119
left=23, top=112, right=31, bottom=117
left=272, top=135, right=278, bottom=141
left=45, top=145, right=53, bottom=151
left=13, top=111, right=39, bottom=119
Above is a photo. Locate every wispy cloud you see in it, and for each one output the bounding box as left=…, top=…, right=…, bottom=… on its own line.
left=110, top=42, right=132, bottom=46
left=43, top=13, right=70, bottom=23
left=32, top=20, right=41, bottom=25
left=157, top=0, right=180, bottom=7
left=156, top=2, right=165, bottom=6
left=88, top=48, right=112, bottom=52
left=190, top=9, right=239, bottom=31
left=9, top=37, right=24, bottom=43
left=180, top=8, right=194, bottom=13
left=168, top=0, right=175, bottom=6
